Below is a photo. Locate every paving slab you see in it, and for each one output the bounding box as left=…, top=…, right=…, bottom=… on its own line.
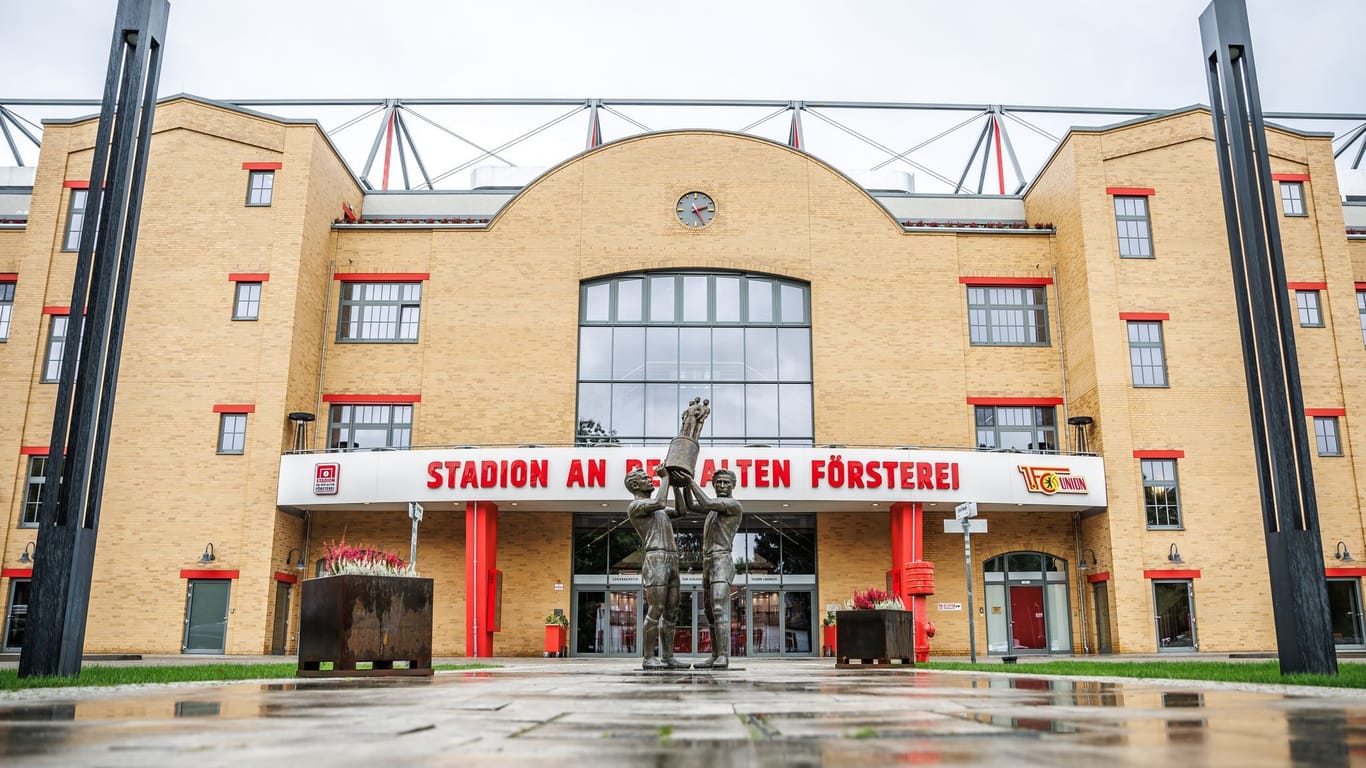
left=2, top=657, right=1365, bottom=766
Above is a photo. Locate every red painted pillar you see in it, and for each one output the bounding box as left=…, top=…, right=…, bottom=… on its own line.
left=465, top=501, right=498, bottom=657
left=891, top=502, right=936, bottom=662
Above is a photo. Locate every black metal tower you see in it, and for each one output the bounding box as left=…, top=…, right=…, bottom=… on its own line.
left=1199, top=0, right=1337, bottom=676
left=19, top=0, right=169, bottom=678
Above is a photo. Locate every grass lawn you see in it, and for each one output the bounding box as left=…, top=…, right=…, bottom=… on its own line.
left=922, top=660, right=1366, bottom=689
left=0, top=662, right=499, bottom=691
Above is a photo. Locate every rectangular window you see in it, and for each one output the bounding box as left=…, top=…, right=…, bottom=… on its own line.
left=63, top=188, right=88, bottom=251
left=1358, top=291, right=1365, bottom=347
left=246, top=170, right=274, bottom=206
left=337, top=282, right=422, bottom=342
left=328, top=404, right=413, bottom=449
left=22, top=456, right=46, bottom=527
left=1315, top=416, right=1342, bottom=457
left=233, top=282, right=262, bottom=320
left=218, top=413, right=247, bottom=454
left=967, top=286, right=1049, bottom=345
left=1142, top=458, right=1182, bottom=528
left=41, top=315, right=70, bottom=383
left=1296, top=290, right=1323, bottom=327
left=1127, top=320, right=1168, bottom=387
left=1280, top=181, right=1305, bottom=216
left=974, top=406, right=1056, bottom=452
left=1114, top=196, right=1153, bottom=258
left=0, top=282, right=13, bottom=341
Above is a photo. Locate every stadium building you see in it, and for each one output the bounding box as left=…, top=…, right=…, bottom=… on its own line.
left=1, top=95, right=1365, bottom=659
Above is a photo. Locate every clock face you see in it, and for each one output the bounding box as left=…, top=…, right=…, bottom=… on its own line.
left=676, top=191, right=716, bottom=228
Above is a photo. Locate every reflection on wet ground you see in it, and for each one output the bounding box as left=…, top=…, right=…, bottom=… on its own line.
left=1, top=660, right=1365, bottom=766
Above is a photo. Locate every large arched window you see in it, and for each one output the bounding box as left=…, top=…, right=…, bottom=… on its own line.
left=577, top=272, right=813, bottom=445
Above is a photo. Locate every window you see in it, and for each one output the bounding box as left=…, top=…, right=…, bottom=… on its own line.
left=218, top=413, right=247, bottom=454
left=577, top=272, right=813, bottom=445
left=1114, top=196, right=1153, bottom=258
left=1315, top=416, right=1342, bottom=457
left=975, top=406, right=1056, bottom=452
left=246, top=170, right=274, bottom=206
left=233, top=282, right=262, bottom=321
left=328, top=404, right=412, bottom=449
left=1296, top=290, right=1323, bottom=327
left=21, top=456, right=46, bottom=527
left=1280, top=181, right=1305, bottom=216
left=1358, top=291, right=1365, bottom=347
left=0, top=282, right=13, bottom=341
left=337, top=282, right=422, bottom=342
left=41, top=315, right=69, bottom=383
left=967, top=286, right=1049, bottom=345
left=1127, top=321, right=1168, bottom=387
left=63, top=188, right=88, bottom=251
left=1142, top=458, right=1182, bottom=528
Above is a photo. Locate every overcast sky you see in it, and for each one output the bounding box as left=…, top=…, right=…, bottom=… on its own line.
left=4, top=0, right=1363, bottom=190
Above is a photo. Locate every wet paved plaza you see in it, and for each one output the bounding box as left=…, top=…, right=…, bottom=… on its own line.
left=1, top=657, right=1364, bottom=766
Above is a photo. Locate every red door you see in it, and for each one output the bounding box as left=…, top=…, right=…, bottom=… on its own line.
left=1009, top=585, right=1046, bottom=651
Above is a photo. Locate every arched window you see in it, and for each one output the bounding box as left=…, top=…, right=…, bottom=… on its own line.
left=576, top=272, right=813, bottom=445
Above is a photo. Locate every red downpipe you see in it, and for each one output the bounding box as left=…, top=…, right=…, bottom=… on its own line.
left=381, top=110, right=396, bottom=191
left=992, top=115, right=1006, bottom=195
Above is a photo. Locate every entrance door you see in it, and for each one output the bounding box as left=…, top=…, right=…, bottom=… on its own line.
left=183, top=579, right=231, bottom=654
left=572, top=589, right=640, bottom=655
left=270, top=582, right=292, bottom=655
left=1092, top=581, right=1113, bottom=654
left=1009, top=585, right=1047, bottom=651
left=1327, top=578, right=1365, bottom=647
left=1153, top=580, right=1197, bottom=652
left=672, top=591, right=695, bottom=656
left=3, top=578, right=30, bottom=653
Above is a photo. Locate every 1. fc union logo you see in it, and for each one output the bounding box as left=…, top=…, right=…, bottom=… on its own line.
left=314, top=463, right=340, bottom=495
left=1017, top=465, right=1089, bottom=495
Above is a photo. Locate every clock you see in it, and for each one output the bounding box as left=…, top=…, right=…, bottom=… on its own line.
left=676, top=191, right=716, bottom=228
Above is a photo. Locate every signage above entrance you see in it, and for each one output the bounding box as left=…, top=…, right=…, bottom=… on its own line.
left=278, top=446, right=1106, bottom=514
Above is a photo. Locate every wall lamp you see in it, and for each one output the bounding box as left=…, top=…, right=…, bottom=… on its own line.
left=1335, top=541, right=1354, bottom=562
left=1167, top=543, right=1183, bottom=564
left=19, top=541, right=36, bottom=565
left=285, top=548, right=306, bottom=570
left=198, top=543, right=216, bottom=564
left=1080, top=548, right=1098, bottom=569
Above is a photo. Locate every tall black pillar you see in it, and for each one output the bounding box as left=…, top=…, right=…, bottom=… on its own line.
left=1199, top=0, right=1336, bottom=675
left=19, top=0, right=169, bottom=678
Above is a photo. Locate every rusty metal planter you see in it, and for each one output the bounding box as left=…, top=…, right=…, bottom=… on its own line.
left=298, top=575, right=434, bottom=677
left=835, top=609, right=915, bottom=668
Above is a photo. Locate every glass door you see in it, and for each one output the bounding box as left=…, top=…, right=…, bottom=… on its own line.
left=183, top=579, right=231, bottom=654
left=572, top=589, right=641, bottom=656
left=1327, top=578, right=1365, bottom=648
left=672, top=591, right=695, bottom=657
left=3, top=579, right=30, bottom=653
left=1153, top=580, right=1197, bottom=652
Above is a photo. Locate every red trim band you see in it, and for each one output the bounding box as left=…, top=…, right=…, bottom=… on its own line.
left=334, top=272, right=430, bottom=282
left=228, top=273, right=270, bottom=282
left=1327, top=568, right=1366, bottom=577
left=274, top=571, right=299, bottom=584
left=179, top=569, right=240, bottom=580
left=958, top=276, right=1054, bottom=286
left=2, top=568, right=33, bottom=579
left=1119, top=312, right=1170, bottom=321
left=1144, top=569, right=1201, bottom=579
left=19, top=445, right=49, bottom=456
left=242, top=162, right=282, bottom=171
left=1107, top=187, right=1155, bottom=196
left=1355, top=283, right=1366, bottom=291
left=1272, top=173, right=1310, bottom=182
left=1086, top=571, right=1110, bottom=583
left=1306, top=408, right=1346, bottom=417
left=1286, top=282, right=1326, bottom=291
left=42, top=305, right=70, bottom=315
left=322, top=393, right=422, bottom=404
left=0, top=273, right=16, bottom=283
left=1134, top=450, right=1185, bottom=459
left=966, top=396, right=1064, bottom=406
left=62, top=180, right=90, bottom=189
left=212, top=404, right=256, bottom=414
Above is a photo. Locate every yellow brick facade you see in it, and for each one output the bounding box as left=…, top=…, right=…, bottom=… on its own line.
left=2, top=99, right=1364, bottom=661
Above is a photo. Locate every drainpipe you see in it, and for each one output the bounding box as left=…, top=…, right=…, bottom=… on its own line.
left=1074, top=511, right=1090, bottom=654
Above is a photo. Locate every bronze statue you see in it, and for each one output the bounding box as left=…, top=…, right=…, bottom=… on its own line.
left=686, top=468, right=743, bottom=669
left=624, top=465, right=686, bottom=670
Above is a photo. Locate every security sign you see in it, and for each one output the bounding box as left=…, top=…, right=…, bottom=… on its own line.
left=314, top=463, right=340, bottom=495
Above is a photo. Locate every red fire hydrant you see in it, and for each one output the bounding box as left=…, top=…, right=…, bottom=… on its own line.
left=915, top=619, right=936, bottom=663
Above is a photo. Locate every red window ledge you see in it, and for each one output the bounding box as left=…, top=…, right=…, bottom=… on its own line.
left=1119, top=312, right=1170, bottom=322
left=966, top=396, right=1064, bottom=406
left=334, top=273, right=430, bottom=282
left=1305, top=408, right=1346, bottom=417
left=228, top=273, right=270, bottom=282
left=958, top=276, right=1054, bottom=286
left=1272, top=173, right=1310, bottom=182
left=2, top=568, right=33, bottom=579
left=1327, top=568, right=1366, bottom=578
left=1086, top=571, right=1110, bottom=583
left=1106, top=187, right=1155, bottom=196
left=274, top=571, right=299, bottom=584
left=0, top=273, right=16, bottom=284
left=180, top=570, right=240, bottom=580
left=212, top=404, right=256, bottom=414
left=1144, top=569, right=1201, bottom=579
left=323, top=394, right=422, bottom=404
left=1286, top=282, right=1327, bottom=291
left=1134, top=450, right=1185, bottom=459
left=242, top=162, right=283, bottom=171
